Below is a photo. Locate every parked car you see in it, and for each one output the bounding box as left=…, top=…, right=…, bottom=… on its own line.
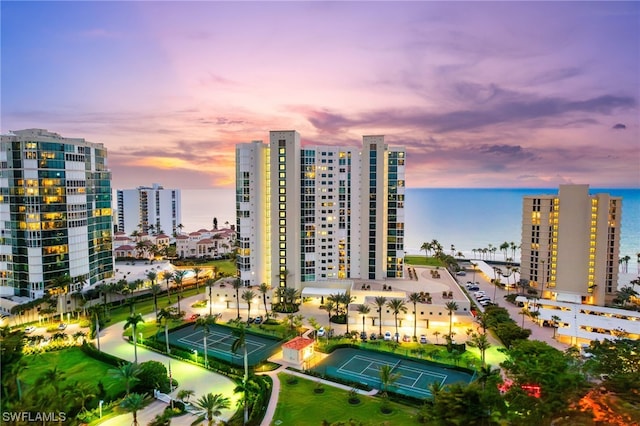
left=317, top=327, right=325, bottom=337
left=402, top=334, right=411, bottom=342
left=456, top=271, right=466, bottom=276
left=24, top=326, right=36, bottom=334
left=188, top=313, right=201, bottom=321
left=254, top=315, right=263, bottom=324
left=57, top=323, right=67, bottom=330
left=468, top=285, right=480, bottom=291
left=360, top=331, right=368, bottom=341
left=419, top=335, right=428, bottom=344
left=383, top=331, right=392, bottom=341
left=369, top=333, right=377, bottom=341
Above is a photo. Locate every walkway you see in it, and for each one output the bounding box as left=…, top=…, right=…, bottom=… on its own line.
left=96, top=310, right=240, bottom=426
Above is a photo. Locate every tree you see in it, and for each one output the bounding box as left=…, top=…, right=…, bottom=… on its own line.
left=157, top=306, right=180, bottom=391
left=341, top=292, right=355, bottom=334
left=204, top=277, right=216, bottom=316
left=356, top=304, right=370, bottom=334
left=468, top=333, right=491, bottom=366
left=445, top=301, right=458, bottom=340
left=120, top=392, right=148, bottom=426
left=124, top=313, right=145, bottom=364
left=177, top=389, right=195, bottom=403
left=373, top=296, right=387, bottom=336
left=136, top=361, right=170, bottom=394
left=583, top=338, right=640, bottom=395
left=108, top=362, right=140, bottom=395
left=323, top=300, right=335, bottom=324
left=241, top=289, right=257, bottom=321
left=194, top=314, right=220, bottom=367
left=432, top=330, right=441, bottom=344
left=161, top=271, right=174, bottom=302
left=378, top=364, right=401, bottom=398
left=191, top=393, right=231, bottom=426
left=68, top=382, right=96, bottom=413
left=386, top=298, right=407, bottom=342
left=192, top=266, right=203, bottom=292
left=258, top=282, right=271, bottom=318
left=550, top=314, right=561, bottom=339
left=149, top=282, right=161, bottom=322
left=173, top=270, right=188, bottom=313
left=408, top=292, right=421, bottom=340
left=231, top=324, right=249, bottom=425
left=420, top=241, right=432, bottom=259
left=307, top=317, right=321, bottom=341
left=232, top=278, right=242, bottom=319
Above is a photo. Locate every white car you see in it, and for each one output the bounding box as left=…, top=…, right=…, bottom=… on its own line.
left=317, top=327, right=325, bottom=337
left=24, top=326, right=36, bottom=334
left=419, top=335, right=428, bottom=344
left=383, top=331, right=392, bottom=341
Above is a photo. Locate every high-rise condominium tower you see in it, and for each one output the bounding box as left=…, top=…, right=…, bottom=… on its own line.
left=0, top=129, right=114, bottom=299
left=520, top=184, right=621, bottom=306
left=236, top=131, right=405, bottom=289
left=116, top=183, right=181, bottom=236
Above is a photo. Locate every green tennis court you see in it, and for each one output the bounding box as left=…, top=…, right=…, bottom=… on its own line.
left=160, top=324, right=283, bottom=367
left=312, top=347, right=474, bottom=398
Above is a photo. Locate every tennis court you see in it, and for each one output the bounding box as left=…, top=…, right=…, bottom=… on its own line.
left=312, top=347, right=474, bottom=398
left=160, top=323, right=283, bottom=367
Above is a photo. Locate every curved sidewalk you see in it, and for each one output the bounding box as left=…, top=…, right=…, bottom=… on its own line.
left=96, top=313, right=240, bottom=426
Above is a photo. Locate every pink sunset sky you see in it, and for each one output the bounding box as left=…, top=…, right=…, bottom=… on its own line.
left=2, top=1, right=638, bottom=189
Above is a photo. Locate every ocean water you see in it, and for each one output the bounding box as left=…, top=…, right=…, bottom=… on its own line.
left=182, top=187, right=639, bottom=266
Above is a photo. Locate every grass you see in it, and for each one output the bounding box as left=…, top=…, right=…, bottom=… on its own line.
left=19, top=346, right=126, bottom=399
left=405, top=255, right=445, bottom=267
left=271, top=373, right=418, bottom=425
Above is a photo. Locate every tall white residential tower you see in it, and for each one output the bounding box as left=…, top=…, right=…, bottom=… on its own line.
left=116, top=183, right=181, bottom=236
left=236, top=131, right=405, bottom=290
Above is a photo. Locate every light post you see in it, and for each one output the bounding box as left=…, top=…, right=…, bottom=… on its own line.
left=99, top=400, right=104, bottom=418
left=139, top=332, right=143, bottom=345
left=193, top=348, right=198, bottom=363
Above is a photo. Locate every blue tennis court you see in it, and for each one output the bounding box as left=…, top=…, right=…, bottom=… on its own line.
left=160, top=323, right=282, bottom=367
left=312, top=347, right=474, bottom=398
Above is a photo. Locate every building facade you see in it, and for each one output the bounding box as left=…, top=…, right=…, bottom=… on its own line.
left=116, top=183, right=181, bottom=236
left=236, top=131, right=405, bottom=289
left=520, top=184, right=621, bottom=306
left=0, top=129, right=114, bottom=300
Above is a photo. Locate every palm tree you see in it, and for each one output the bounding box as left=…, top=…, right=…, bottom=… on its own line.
left=356, top=304, right=370, bottom=334
left=420, top=241, right=432, bottom=259
left=445, top=301, right=458, bottom=340
left=173, top=270, right=188, bottom=313
left=468, top=333, right=491, bottom=366
left=177, top=389, right=195, bottom=403
left=108, top=362, right=140, bottom=395
left=192, top=393, right=231, bottom=426
left=386, top=298, right=407, bottom=342
left=157, top=306, right=180, bottom=391
left=323, top=300, right=335, bottom=323
left=192, top=266, right=203, bottom=291
left=378, top=364, right=401, bottom=398
left=204, top=277, right=216, bottom=316
left=408, top=292, right=421, bottom=340
left=476, top=365, right=500, bottom=391
left=373, top=296, right=387, bottom=336
left=150, top=283, right=161, bottom=322
left=124, top=313, right=144, bottom=364
left=232, top=278, right=242, bottom=319
left=231, top=324, right=249, bottom=425
left=432, top=330, right=441, bottom=344
left=551, top=314, right=561, bottom=339
left=194, top=314, right=220, bottom=367
left=68, top=382, right=96, bottom=413
left=120, top=392, right=147, bottom=426
left=342, top=292, right=355, bottom=334
left=241, top=289, right=257, bottom=321
left=258, top=282, right=271, bottom=318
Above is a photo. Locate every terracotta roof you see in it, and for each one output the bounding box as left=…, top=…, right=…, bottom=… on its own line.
left=198, top=228, right=209, bottom=233
left=114, top=236, right=130, bottom=241
left=116, top=245, right=134, bottom=251
left=115, top=231, right=126, bottom=235
left=197, top=238, right=213, bottom=244
left=282, top=336, right=314, bottom=350
left=156, top=234, right=169, bottom=239
left=189, top=232, right=201, bottom=236
left=176, top=235, right=189, bottom=240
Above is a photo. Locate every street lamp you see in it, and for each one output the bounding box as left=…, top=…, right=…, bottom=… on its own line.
left=99, top=400, right=104, bottom=418
left=193, top=348, right=198, bottom=363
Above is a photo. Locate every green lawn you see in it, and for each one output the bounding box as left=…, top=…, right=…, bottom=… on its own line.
left=20, top=346, right=126, bottom=399
left=404, top=255, right=445, bottom=267
left=271, top=373, right=419, bottom=426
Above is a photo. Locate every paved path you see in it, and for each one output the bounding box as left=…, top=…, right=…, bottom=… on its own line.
left=96, top=310, right=240, bottom=426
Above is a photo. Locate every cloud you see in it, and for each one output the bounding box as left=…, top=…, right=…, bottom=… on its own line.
left=612, top=123, right=627, bottom=130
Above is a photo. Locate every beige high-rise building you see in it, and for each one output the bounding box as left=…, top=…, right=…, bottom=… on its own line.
left=235, top=131, right=405, bottom=290
left=521, top=184, right=621, bottom=306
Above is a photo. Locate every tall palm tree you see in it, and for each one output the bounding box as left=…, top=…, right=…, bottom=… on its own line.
left=192, top=266, right=203, bottom=291
left=323, top=300, right=335, bottom=323
left=124, top=313, right=144, bottom=364
left=231, top=324, right=249, bottom=425
left=341, top=292, right=355, bottom=334
left=150, top=283, right=161, bottom=322
left=192, top=393, right=231, bottom=426
left=476, top=365, right=500, bottom=391
left=162, top=270, right=174, bottom=302
left=157, top=306, right=180, bottom=391
left=469, top=333, right=491, bottom=366
left=373, top=296, right=387, bottom=336
left=420, top=241, right=432, bottom=259
left=108, top=362, right=140, bottom=395
left=195, top=314, right=220, bottom=367
left=241, top=289, right=257, bottom=321
left=120, top=392, right=148, bottom=426
left=356, top=304, right=370, bottom=334
left=378, top=364, right=401, bottom=398
left=232, top=278, right=242, bottom=319
left=177, top=389, right=195, bottom=403
left=173, top=270, right=188, bottom=313
left=386, top=298, right=407, bottom=342
left=408, top=292, right=421, bottom=340
left=204, top=277, right=216, bottom=316
left=445, top=301, right=458, bottom=340
left=551, top=314, right=561, bottom=338
left=258, top=282, right=271, bottom=318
